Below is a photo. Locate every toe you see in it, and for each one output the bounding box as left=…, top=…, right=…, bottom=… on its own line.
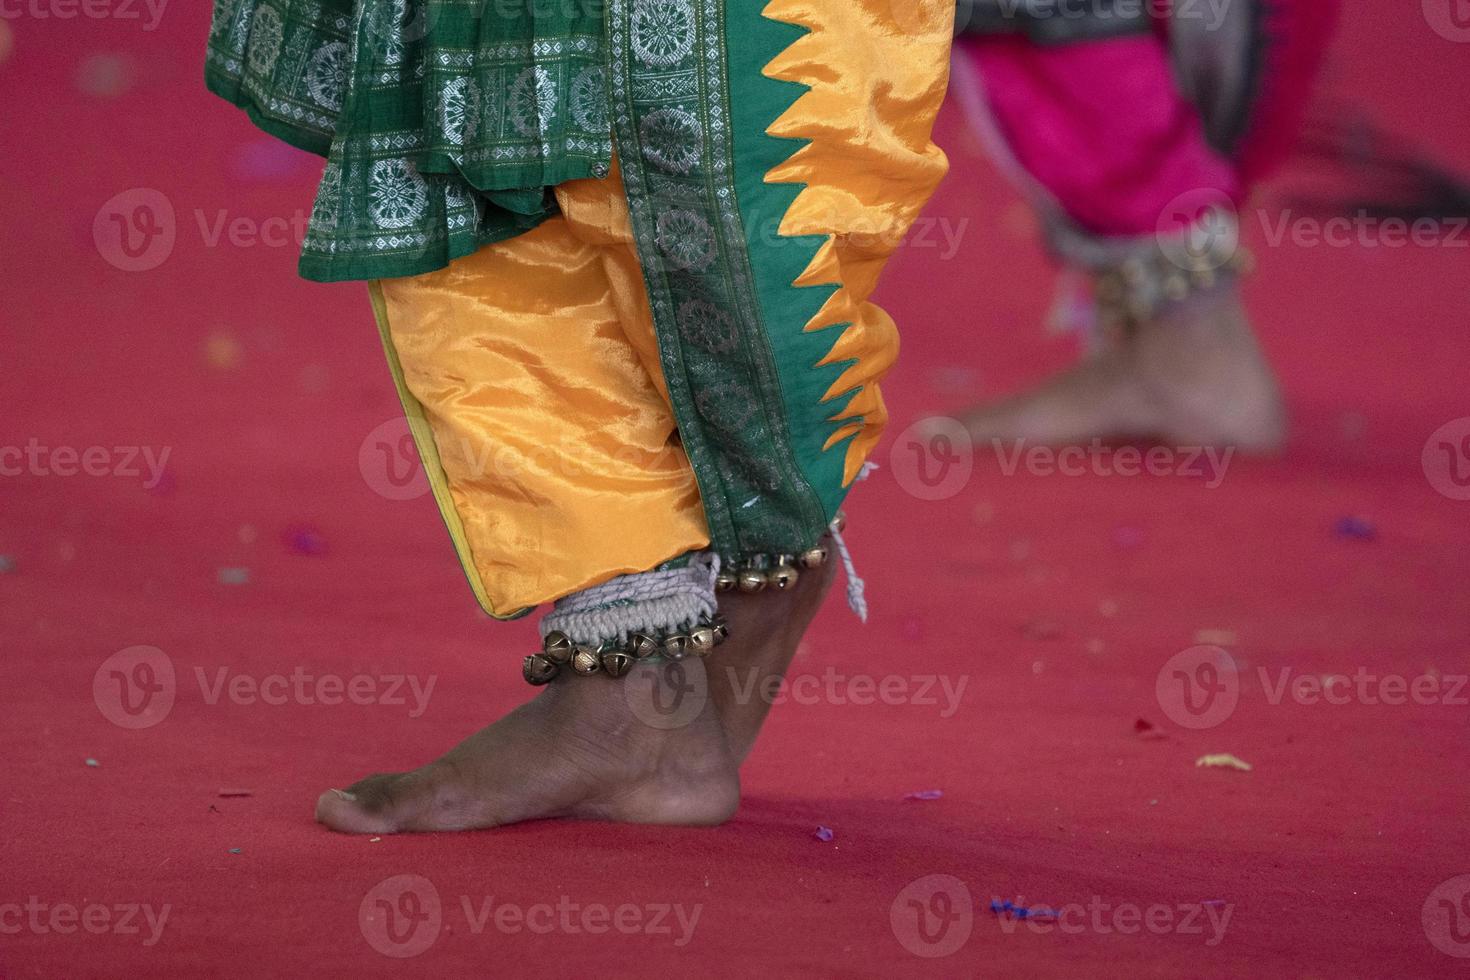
left=315, top=783, right=401, bottom=835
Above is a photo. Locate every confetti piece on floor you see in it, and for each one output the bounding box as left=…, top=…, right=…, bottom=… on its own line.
left=1195, top=754, right=1253, bottom=772
left=904, top=790, right=943, bottom=801
left=218, top=789, right=253, bottom=798
left=85, top=758, right=100, bottom=768
left=1134, top=718, right=1168, bottom=741
left=1194, top=628, right=1238, bottom=646
left=284, top=526, right=328, bottom=557
left=1334, top=515, right=1377, bottom=541
left=228, top=848, right=242, bottom=855
left=217, top=567, right=251, bottom=586
left=203, top=332, right=243, bottom=370
left=813, top=827, right=834, bottom=842
left=0, top=555, right=15, bottom=574
left=369, top=837, right=382, bottom=843
left=989, top=900, right=1057, bottom=922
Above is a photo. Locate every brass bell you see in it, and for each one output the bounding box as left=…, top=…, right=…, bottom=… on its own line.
left=627, top=631, right=661, bottom=660
left=543, top=630, right=575, bottom=665
left=832, top=511, right=847, bottom=533
left=768, top=562, right=799, bottom=591
left=737, top=568, right=767, bottom=593
left=688, top=625, right=717, bottom=657
left=662, top=633, right=691, bottom=660
left=798, top=546, right=828, bottom=569
left=522, top=653, right=559, bottom=686
left=601, top=650, right=634, bottom=678
left=571, top=646, right=602, bottom=675
left=715, top=571, right=738, bottom=593
left=711, top=616, right=730, bottom=643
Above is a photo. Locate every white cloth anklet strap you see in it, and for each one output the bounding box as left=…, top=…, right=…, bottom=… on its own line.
left=539, top=553, right=721, bottom=647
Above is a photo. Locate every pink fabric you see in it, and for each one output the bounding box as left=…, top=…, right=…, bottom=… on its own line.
left=954, top=0, right=1340, bottom=242
left=1233, top=0, right=1341, bottom=185
left=956, top=35, right=1240, bottom=239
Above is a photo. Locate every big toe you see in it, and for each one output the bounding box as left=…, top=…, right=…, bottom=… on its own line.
left=315, top=772, right=430, bottom=835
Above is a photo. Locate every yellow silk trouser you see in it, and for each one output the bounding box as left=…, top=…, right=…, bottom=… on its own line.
left=371, top=1, right=953, bottom=617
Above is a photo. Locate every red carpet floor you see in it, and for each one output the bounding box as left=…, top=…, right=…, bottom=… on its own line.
left=3, top=7, right=1469, bottom=978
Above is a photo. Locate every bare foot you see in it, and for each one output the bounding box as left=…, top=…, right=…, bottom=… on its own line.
left=315, top=556, right=838, bottom=834
left=708, top=551, right=838, bottom=763
left=956, top=281, right=1286, bottom=454
left=315, top=664, right=740, bottom=834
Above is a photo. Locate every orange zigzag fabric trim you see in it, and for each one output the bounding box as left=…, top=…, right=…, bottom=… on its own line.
left=757, top=0, right=954, bottom=484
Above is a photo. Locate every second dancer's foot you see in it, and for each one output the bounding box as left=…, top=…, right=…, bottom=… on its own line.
left=955, top=282, right=1286, bottom=454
